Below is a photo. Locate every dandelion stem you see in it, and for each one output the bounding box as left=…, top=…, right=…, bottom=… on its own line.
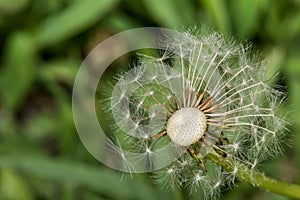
left=206, top=150, right=300, bottom=199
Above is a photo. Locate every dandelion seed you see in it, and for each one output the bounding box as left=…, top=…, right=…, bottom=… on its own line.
left=213, top=181, right=221, bottom=189
left=233, top=143, right=239, bottom=152
left=167, top=168, right=174, bottom=174
left=146, top=147, right=152, bottom=154
left=233, top=166, right=238, bottom=175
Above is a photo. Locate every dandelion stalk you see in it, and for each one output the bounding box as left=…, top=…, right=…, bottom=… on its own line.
left=206, top=150, right=300, bottom=199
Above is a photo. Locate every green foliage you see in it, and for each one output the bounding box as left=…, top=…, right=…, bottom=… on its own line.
left=0, top=154, right=171, bottom=200
left=36, top=0, right=120, bottom=48
left=0, top=0, right=299, bottom=199
left=143, top=0, right=196, bottom=28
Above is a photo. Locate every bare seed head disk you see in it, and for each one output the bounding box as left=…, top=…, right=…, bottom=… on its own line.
left=167, top=107, right=207, bottom=146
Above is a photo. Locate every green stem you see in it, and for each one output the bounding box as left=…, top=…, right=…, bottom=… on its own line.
left=206, top=150, right=300, bottom=199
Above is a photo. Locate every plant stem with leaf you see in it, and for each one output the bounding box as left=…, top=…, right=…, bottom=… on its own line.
left=206, top=150, right=300, bottom=199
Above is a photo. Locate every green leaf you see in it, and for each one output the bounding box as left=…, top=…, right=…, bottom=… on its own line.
left=291, top=78, right=300, bottom=174
left=229, top=0, right=269, bottom=38
left=283, top=12, right=300, bottom=40
left=0, top=0, right=29, bottom=15
left=264, top=47, right=285, bottom=84
left=0, top=154, right=167, bottom=200
left=35, top=0, right=120, bottom=48
left=199, top=0, right=231, bottom=34
left=285, top=54, right=300, bottom=75
left=0, top=32, right=36, bottom=112
left=142, top=0, right=195, bottom=28
left=285, top=53, right=300, bottom=172
left=0, top=168, right=34, bottom=200
left=104, top=13, right=141, bottom=31
left=23, top=111, right=59, bottom=141
left=38, top=59, right=79, bottom=85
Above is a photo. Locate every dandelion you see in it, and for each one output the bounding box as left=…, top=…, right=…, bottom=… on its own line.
left=105, top=29, right=299, bottom=199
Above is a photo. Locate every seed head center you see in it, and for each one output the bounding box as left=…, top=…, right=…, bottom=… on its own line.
left=166, top=107, right=207, bottom=146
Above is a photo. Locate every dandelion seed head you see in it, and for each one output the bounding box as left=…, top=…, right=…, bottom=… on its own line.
left=104, top=28, right=289, bottom=199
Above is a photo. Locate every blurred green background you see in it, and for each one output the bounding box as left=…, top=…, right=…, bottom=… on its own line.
left=0, top=0, right=300, bottom=199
